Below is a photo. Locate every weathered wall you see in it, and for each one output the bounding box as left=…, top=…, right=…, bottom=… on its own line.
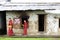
left=46, top=14, right=59, bottom=35
left=27, top=12, right=38, bottom=35
left=26, top=11, right=47, bottom=35
left=6, top=11, right=59, bottom=35
left=6, top=11, right=23, bottom=35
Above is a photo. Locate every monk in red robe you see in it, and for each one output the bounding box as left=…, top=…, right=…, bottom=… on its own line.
left=8, top=18, right=13, bottom=36
left=23, top=20, right=28, bottom=35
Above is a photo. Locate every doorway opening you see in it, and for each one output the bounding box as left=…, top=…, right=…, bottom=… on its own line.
left=38, top=14, right=45, bottom=32
left=0, top=11, right=7, bottom=35
left=59, top=18, right=60, bottom=28
left=21, top=15, right=29, bottom=28
left=22, top=16, right=29, bottom=24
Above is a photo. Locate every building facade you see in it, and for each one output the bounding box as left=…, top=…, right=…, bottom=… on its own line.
left=0, top=0, right=60, bottom=36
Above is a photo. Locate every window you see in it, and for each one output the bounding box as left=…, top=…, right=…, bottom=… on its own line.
left=13, top=18, right=21, bottom=29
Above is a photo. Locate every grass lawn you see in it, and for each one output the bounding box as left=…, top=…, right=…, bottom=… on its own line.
left=0, top=37, right=60, bottom=40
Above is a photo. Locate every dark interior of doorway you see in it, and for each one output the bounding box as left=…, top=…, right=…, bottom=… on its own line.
left=38, top=14, right=45, bottom=31
left=59, top=19, right=60, bottom=28
left=21, top=15, right=29, bottom=24
left=22, top=18, right=28, bottom=24
left=21, top=15, right=29, bottom=28
left=0, top=11, right=6, bottom=35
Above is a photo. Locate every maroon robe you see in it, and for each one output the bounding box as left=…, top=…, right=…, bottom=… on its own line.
left=8, top=19, right=13, bottom=36
left=23, top=21, right=28, bottom=35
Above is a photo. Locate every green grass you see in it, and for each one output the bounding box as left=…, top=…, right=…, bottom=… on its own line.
left=0, top=37, right=60, bottom=40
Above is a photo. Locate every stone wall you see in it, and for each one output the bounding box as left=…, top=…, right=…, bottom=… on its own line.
left=6, top=11, right=23, bottom=35
left=26, top=11, right=46, bottom=35
left=6, top=11, right=59, bottom=35
left=28, top=13, right=38, bottom=35
left=46, top=14, right=59, bottom=35
left=6, top=11, right=45, bottom=35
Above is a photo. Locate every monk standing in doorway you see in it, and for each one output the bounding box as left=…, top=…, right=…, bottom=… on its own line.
left=23, top=20, right=28, bottom=35
left=8, top=18, right=13, bottom=36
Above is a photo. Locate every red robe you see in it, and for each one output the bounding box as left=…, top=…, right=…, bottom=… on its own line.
left=23, top=22, right=28, bottom=35
left=8, top=19, right=13, bottom=36
left=8, top=27, right=13, bottom=36
left=8, top=20, right=13, bottom=26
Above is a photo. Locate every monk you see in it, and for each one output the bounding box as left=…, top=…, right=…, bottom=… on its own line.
left=8, top=18, right=13, bottom=36
left=23, top=20, right=28, bottom=35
